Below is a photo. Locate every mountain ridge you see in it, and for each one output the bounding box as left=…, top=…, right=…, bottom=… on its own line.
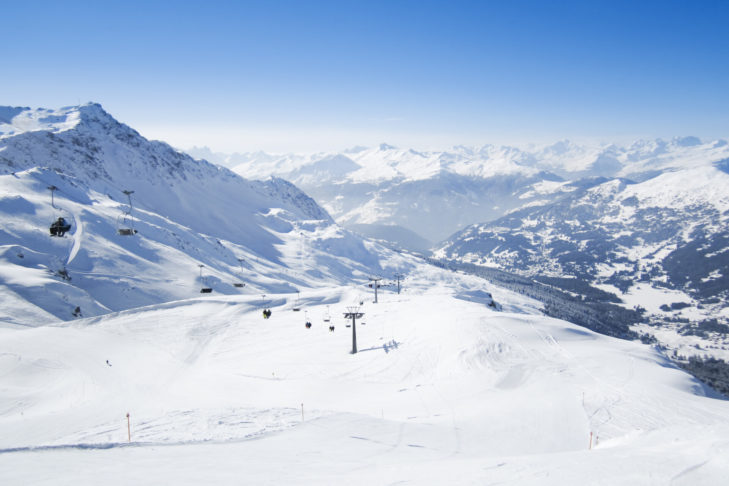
left=0, top=103, right=412, bottom=325
left=188, top=136, right=729, bottom=247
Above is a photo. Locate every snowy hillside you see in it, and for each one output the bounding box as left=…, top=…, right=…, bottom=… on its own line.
left=198, top=137, right=729, bottom=250
left=2, top=266, right=728, bottom=484
left=435, top=165, right=729, bottom=364
left=0, top=104, right=411, bottom=326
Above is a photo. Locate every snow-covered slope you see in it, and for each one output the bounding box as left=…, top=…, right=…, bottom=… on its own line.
left=435, top=165, right=729, bottom=362
left=0, top=104, right=410, bottom=325
left=1, top=267, right=728, bottom=484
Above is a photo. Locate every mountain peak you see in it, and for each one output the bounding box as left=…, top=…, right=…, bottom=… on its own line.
left=0, top=103, right=111, bottom=138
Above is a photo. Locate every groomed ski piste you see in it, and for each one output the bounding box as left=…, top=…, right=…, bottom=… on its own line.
left=2, top=266, right=729, bottom=485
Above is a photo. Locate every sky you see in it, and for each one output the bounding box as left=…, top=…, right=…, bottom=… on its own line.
left=3, top=0, right=729, bottom=153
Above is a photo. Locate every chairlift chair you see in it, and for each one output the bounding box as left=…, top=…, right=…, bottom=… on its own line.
left=292, top=290, right=301, bottom=311
left=117, top=190, right=136, bottom=236
left=323, top=305, right=331, bottom=322
left=234, top=258, right=246, bottom=288
left=49, top=217, right=71, bottom=237
left=198, top=264, right=212, bottom=293
left=47, top=186, right=71, bottom=237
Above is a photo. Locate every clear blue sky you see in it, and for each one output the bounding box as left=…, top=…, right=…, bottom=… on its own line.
left=3, top=0, right=728, bottom=152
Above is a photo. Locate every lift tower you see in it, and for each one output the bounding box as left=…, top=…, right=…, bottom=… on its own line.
left=394, top=273, right=405, bottom=294
left=369, top=277, right=382, bottom=303
left=344, top=306, right=364, bottom=354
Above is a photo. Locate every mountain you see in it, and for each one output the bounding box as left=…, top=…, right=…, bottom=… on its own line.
left=202, top=137, right=729, bottom=367
left=434, top=165, right=729, bottom=364
left=209, top=138, right=729, bottom=251
left=0, top=103, right=412, bottom=325
left=2, top=104, right=729, bottom=484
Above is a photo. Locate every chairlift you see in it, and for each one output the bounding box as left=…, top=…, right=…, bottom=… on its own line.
left=48, top=186, right=71, bottom=237
left=233, top=258, right=245, bottom=288
left=49, top=216, right=71, bottom=237
left=304, top=311, right=312, bottom=328
left=323, top=305, right=331, bottom=323
left=117, top=190, right=137, bottom=236
left=198, top=264, right=212, bottom=293
left=292, top=290, right=301, bottom=311
left=261, top=295, right=272, bottom=319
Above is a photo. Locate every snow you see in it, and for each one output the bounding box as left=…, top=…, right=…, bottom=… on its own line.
left=2, top=269, right=728, bottom=484
left=0, top=106, right=81, bottom=138
left=0, top=104, right=412, bottom=324
left=2, top=104, right=729, bottom=484
left=599, top=282, right=692, bottom=315
left=620, top=166, right=729, bottom=213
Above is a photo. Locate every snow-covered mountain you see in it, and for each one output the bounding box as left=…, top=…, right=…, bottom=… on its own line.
left=434, top=164, right=729, bottom=362
left=204, top=138, right=729, bottom=251
left=3, top=104, right=729, bottom=484
left=0, top=103, right=412, bottom=325
left=198, top=137, right=729, bottom=364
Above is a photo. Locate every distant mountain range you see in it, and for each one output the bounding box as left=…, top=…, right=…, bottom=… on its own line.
left=189, top=137, right=729, bottom=250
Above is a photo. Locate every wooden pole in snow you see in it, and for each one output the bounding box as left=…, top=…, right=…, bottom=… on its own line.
left=126, top=413, right=131, bottom=443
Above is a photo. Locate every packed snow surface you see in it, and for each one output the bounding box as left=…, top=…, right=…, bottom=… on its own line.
left=1, top=266, right=728, bottom=485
